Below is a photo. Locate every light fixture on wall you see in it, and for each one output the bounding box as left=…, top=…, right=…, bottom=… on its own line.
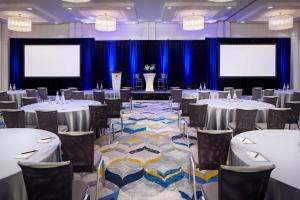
left=183, top=15, right=204, bottom=31
left=208, top=0, right=234, bottom=2
left=62, top=0, right=90, bottom=3
left=8, top=15, right=32, bottom=32
left=268, top=14, right=293, bottom=30
left=95, top=15, right=116, bottom=32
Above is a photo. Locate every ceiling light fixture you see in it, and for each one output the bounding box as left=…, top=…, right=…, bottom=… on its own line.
left=27, top=7, right=32, bottom=11
left=268, top=14, right=293, bottom=30
left=126, top=6, right=131, bottom=10
left=95, top=15, right=116, bottom=32
left=67, top=7, right=72, bottom=10
left=267, top=6, right=273, bottom=9
left=227, top=6, right=232, bottom=10
left=183, top=15, right=204, bottom=31
left=8, top=15, right=32, bottom=32
left=208, top=0, right=234, bottom=2
left=167, top=6, right=172, bottom=10
left=62, top=0, right=90, bottom=3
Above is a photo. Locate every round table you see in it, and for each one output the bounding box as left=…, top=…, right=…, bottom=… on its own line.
left=22, top=100, right=100, bottom=131
left=197, top=99, right=274, bottom=130
left=182, top=90, right=219, bottom=100
left=7, top=90, right=27, bottom=108
left=231, top=130, right=300, bottom=200
left=84, top=90, right=120, bottom=100
left=0, top=128, right=60, bottom=200
left=274, top=90, right=294, bottom=108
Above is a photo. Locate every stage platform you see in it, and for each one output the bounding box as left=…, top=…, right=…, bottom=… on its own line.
left=131, top=90, right=171, bottom=100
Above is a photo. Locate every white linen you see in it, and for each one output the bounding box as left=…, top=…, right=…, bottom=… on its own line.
left=143, top=73, right=156, bottom=92
left=182, top=90, right=219, bottom=100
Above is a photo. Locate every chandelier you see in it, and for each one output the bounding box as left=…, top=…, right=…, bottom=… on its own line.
left=208, top=0, right=234, bottom=2
left=62, top=0, right=90, bottom=3
left=8, top=16, right=32, bottom=32
left=183, top=15, right=204, bottom=31
left=268, top=14, right=293, bottom=30
left=95, top=15, right=116, bottom=32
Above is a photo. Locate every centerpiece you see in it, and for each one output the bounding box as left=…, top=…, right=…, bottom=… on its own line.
left=144, top=64, right=156, bottom=73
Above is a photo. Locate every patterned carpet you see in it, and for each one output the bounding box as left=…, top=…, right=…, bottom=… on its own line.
left=94, top=101, right=218, bottom=200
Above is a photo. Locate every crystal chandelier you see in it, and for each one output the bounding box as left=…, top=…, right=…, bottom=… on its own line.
left=183, top=15, right=204, bottom=31
left=8, top=16, right=32, bottom=32
left=268, top=14, right=293, bottom=30
left=62, top=0, right=90, bottom=3
left=95, top=15, right=116, bottom=32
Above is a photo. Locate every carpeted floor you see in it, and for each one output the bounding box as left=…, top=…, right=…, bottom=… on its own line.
left=94, top=101, right=218, bottom=200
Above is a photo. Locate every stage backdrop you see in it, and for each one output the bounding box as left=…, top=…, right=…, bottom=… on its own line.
left=10, top=38, right=290, bottom=94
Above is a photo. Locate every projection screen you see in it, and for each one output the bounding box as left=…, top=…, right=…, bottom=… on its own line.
left=219, top=44, right=276, bottom=77
left=24, top=45, right=80, bottom=77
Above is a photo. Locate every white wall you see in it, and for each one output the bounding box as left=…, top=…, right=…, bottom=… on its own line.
left=0, top=21, right=299, bottom=90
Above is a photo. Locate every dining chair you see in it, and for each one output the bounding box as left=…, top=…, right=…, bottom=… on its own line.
left=93, top=90, right=105, bottom=104
left=181, top=98, right=197, bottom=117
left=89, top=104, right=109, bottom=138
left=263, top=96, right=278, bottom=107
left=71, top=91, right=85, bottom=100
left=256, top=108, right=291, bottom=129
left=188, top=103, right=208, bottom=130
left=105, top=98, right=123, bottom=143
left=228, top=109, right=258, bottom=136
left=60, top=89, right=72, bottom=100
left=218, top=91, right=229, bottom=99
left=198, top=91, right=210, bottom=100
left=158, top=73, right=168, bottom=90
left=120, top=89, right=131, bottom=102
left=2, top=109, right=26, bottom=128
left=37, top=87, right=48, bottom=100
left=21, top=97, right=38, bottom=106
left=285, top=101, right=300, bottom=129
left=134, top=73, right=143, bottom=90
left=234, top=89, right=243, bottom=99
left=26, top=89, right=37, bottom=98
left=0, top=101, right=18, bottom=110
left=18, top=161, right=90, bottom=200
left=36, top=110, right=68, bottom=134
left=224, top=87, right=234, bottom=98
left=202, top=164, right=275, bottom=200
left=252, top=87, right=263, bottom=100
left=171, top=89, right=183, bottom=104
left=263, top=89, right=275, bottom=96
left=0, top=91, right=9, bottom=101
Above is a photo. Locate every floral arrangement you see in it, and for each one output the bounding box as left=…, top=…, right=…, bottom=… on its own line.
left=144, top=64, right=156, bottom=73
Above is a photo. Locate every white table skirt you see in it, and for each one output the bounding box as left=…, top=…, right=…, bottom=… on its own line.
left=230, top=130, right=300, bottom=200
left=7, top=90, right=27, bottom=108
left=197, top=99, right=274, bottom=130
left=84, top=90, right=120, bottom=100
left=22, top=100, right=100, bottom=131
left=182, top=90, right=219, bottom=100
left=0, top=128, right=61, bottom=200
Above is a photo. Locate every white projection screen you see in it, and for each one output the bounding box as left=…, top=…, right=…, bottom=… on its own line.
left=24, top=45, right=81, bottom=77
left=219, top=44, right=276, bottom=77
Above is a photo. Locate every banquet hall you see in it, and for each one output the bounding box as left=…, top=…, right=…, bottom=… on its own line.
left=0, top=0, right=300, bottom=199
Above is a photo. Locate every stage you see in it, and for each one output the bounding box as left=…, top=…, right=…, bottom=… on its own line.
left=131, top=90, right=171, bottom=100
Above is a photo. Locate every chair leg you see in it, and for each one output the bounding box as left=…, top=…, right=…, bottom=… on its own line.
left=190, top=157, right=197, bottom=200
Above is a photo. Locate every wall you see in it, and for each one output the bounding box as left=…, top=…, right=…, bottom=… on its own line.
left=1, top=21, right=299, bottom=90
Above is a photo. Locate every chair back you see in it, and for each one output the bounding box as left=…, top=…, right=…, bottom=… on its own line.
left=105, top=98, right=122, bottom=118
left=93, top=91, right=105, bottom=104
left=0, top=91, right=9, bottom=101
left=60, top=89, right=72, bottom=100
left=37, top=87, right=48, bottom=100
left=21, top=97, right=38, bottom=107
left=224, top=87, right=234, bottom=98
left=293, top=91, right=300, bottom=101
left=59, top=132, right=94, bottom=172
left=252, top=87, right=263, bottom=100
left=71, top=91, right=84, bottom=100
left=199, top=92, right=210, bottom=100
left=68, top=87, right=78, bottom=92
left=26, top=89, right=37, bottom=98
left=263, top=96, right=278, bottom=107
left=171, top=89, right=182, bottom=104
left=285, top=101, right=300, bottom=123
left=235, top=109, right=258, bottom=135
left=234, top=89, right=243, bottom=99
left=267, top=108, right=291, bottom=129
left=0, top=101, right=17, bottom=110
left=181, top=98, right=197, bottom=117
left=36, top=110, right=59, bottom=134
left=218, top=91, right=229, bottom=99
left=2, top=109, right=25, bottom=128
left=89, top=104, right=108, bottom=130
left=120, top=89, right=131, bottom=102
left=197, top=130, right=232, bottom=170
left=134, top=73, right=140, bottom=79
left=263, top=89, right=275, bottom=96
left=18, top=161, right=73, bottom=200
left=188, top=104, right=207, bottom=129
left=219, top=165, right=275, bottom=200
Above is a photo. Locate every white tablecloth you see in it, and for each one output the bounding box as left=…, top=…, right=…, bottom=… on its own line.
left=7, top=90, right=27, bottom=108
left=197, top=99, right=274, bottom=130
left=274, top=90, right=294, bottom=108
left=22, top=100, right=100, bottom=131
left=231, top=130, right=300, bottom=200
left=0, top=128, right=60, bottom=200
left=84, top=90, right=120, bottom=100
left=182, top=90, right=219, bottom=100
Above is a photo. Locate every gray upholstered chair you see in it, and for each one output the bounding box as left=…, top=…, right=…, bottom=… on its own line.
left=190, top=130, right=233, bottom=199
left=198, top=91, right=210, bottom=100
left=26, top=89, right=37, bottom=98
left=37, top=87, right=48, bottom=100
left=0, top=91, right=9, bottom=101
left=158, top=73, right=168, bottom=90
left=61, top=89, right=72, bottom=100
left=36, top=110, right=68, bottom=134
left=293, top=91, right=300, bottom=101
left=89, top=104, right=109, bottom=137
left=21, top=97, right=38, bottom=106
left=263, top=96, right=278, bottom=107
left=224, top=87, right=234, bottom=98
left=18, top=161, right=90, bottom=200
left=93, top=91, right=105, bottom=104
left=2, top=109, right=25, bottom=128
left=105, top=98, right=122, bottom=119
left=252, top=87, right=263, bottom=100
left=134, top=73, right=143, bottom=90
left=256, top=108, right=291, bottom=129
left=218, top=91, right=229, bottom=99
left=263, top=89, right=275, bottom=96
left=228, top=109, right=258, bottom=136
left=171, top=89, right=182, bottom=105
left=120, top=89, right=131, bottom=102
left=181, top=98, right=197, bottom=117
left=71, top=91, right=85, bottom=100
left=188, top=103, right=207, bottom=129
left=202, top=164, right=275, bottom=200
left=0, top=101, right=18, bottom=110
left=285, top=101, right=300, bottom=129
left=234, top=89, right=243, bottom=99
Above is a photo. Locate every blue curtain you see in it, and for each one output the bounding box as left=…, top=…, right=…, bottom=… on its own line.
left=277, top=38, right=290, bottom=87
left=183, top=41, right=192, bottom=88
left=159, top=40, right=168, bottom=74
left=205, top=38, right=219, bottom=90
left=129, top=40, right=140, bottom=86
left=81, top=38, right=95, bottom=90
left=10, top=39, right=22, bottom=89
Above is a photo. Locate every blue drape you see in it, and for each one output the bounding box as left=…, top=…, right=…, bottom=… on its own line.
left=183, top=41, right=192, bottom=88
left=129, top=40, right=139, bottom=86
left=205, top=38, right=219, bottom=90
left=107, top=41, right=117, bottom=88
left=159, top=40, right=168, bottom=74
left=277, top=38, right=290, bottom=87
left=10, top=39, right=22, bottom=89
left=82, top=38, right=94, bottom=90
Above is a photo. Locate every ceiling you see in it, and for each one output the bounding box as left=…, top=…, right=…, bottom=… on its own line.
left=0, top=0, right=299, bottom=25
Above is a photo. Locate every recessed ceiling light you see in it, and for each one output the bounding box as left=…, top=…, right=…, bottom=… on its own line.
left=126, top=6, right=131, bottom=10
left=27, top=7, right=32, bottom=11
left=227, top=6, right=232, bottom=10
left=167, top=6, right=172, bottom=10
left=54, top=22, right=59, bottom=24
left=67, top=7, right=72, bottom=10
left=240, top=21, right=245, bottom=23
left=267, top=6, right=273, bottom=9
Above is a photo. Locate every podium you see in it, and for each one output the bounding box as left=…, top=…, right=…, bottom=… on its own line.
left=112, top=72, right=122, bottom=90
left=143, top=73, right=156, bottom=92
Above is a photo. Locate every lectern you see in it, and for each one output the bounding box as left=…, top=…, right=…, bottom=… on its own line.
left=143, top=73, right=156, bottom=92
left=112, top=71, right=122, bottom=90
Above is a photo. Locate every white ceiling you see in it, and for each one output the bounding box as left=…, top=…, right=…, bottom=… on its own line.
left=0, top=0, right=299, bottom=25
